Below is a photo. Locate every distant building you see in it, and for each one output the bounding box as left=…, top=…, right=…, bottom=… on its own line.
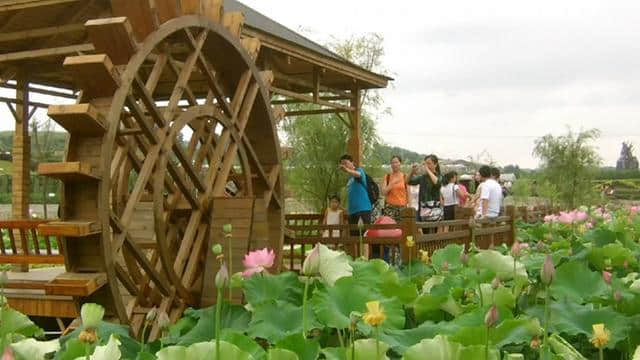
left=616, top=142, right=639, bottom=170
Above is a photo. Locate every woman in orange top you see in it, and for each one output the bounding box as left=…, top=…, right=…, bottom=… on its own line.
left=381, top=155, right=409, bottom=222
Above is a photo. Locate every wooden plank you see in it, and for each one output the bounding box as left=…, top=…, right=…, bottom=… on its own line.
left=180, top=0, right=200, bottom=14
left=0, top=23, right=85, bottom=43
left=110, top=0, right=156, bottom=42
left=271, top=87, right=353, bottom=111
left=6, top=295, right=77, bottom=318
left=85, top=17, right=138, bottom=65
left=0, top=0, right=80, bottom=12
left=222, top=11, right=244, bottom=38
left=48, top=104, right=106, bottom=135
left=153, top=0, right=180, bottom=24
left=241, top=37, right=261, bottom=59
left=38, top=221, right=101, bottom=237
left=38, top=162, right=100, bottom=181
left=44, top=272, right=107, bottom=297
left=201, top=0, right=222, bottom=23
left=63, top=54, right=120, bottom=99
left=0, top=255, right=64, bottom=264
left=0, top=44, right=95, bottom=63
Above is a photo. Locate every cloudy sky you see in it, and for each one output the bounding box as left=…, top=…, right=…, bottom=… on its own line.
left=1, top=1, right=638, bottom=168
left=241, top=0, right=640, bottom=168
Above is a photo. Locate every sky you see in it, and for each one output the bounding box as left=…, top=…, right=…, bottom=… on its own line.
left=239, top=0, right=640, bottom=168
left=1, top=1, right=639, bottom=168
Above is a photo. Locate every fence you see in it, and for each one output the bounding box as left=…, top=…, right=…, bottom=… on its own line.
left=283, top=205, right=554, bottom=271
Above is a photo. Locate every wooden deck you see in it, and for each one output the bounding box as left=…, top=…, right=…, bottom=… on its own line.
left=5, top=267, right=78, bottom=318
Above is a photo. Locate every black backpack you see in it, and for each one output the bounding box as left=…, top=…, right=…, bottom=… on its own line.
left=358, top=171, right=379, bottom=206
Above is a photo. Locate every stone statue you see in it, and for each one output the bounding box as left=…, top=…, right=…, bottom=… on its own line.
left=616, top=142, right=639, bottom=170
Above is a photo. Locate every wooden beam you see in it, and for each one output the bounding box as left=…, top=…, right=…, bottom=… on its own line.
left=0, top=44, right=94, bottom=63
left=271, top=87, right=353, bottom=112
left=0, top=96, right=51, bottom=109
left=271, top=69, right=349, bottom=97
left=271, top=95, right=350, bottom=105
left=0, top=67, right=17, bottom=86
left=348, top=86, right=362, bottom=165
left=0, top=83, right=76, bottom=99
left=284, top=108, right=348, bottom=117
left=0, top=23, right=84, bottom=43
left=312, top=66, right=320, bottom=102
left=0, top=0, right=80, bottom=12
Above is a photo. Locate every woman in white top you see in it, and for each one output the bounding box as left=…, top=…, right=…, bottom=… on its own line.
left=440, top=171, right=469, bottom=221
left=322, top=195, right=344, bottom=238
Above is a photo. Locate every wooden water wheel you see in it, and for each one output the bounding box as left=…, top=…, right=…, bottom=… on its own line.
left=35, top=2, right=283, bottom=338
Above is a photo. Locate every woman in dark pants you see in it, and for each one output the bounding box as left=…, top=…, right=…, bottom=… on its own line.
left=408, top=154, right=443, bottom=233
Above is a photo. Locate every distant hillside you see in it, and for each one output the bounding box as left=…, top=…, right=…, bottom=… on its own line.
left=0, top=131, right=67, bottom=155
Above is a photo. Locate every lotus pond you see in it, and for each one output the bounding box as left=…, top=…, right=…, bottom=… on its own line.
left=2, top=206, right=640, bottom=359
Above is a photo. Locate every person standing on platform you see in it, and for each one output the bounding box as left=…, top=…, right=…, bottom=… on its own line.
left=381, top=155, right=409, bottom=223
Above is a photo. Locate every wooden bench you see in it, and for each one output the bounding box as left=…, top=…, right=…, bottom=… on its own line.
left=0, top=220, right=79, bottom=320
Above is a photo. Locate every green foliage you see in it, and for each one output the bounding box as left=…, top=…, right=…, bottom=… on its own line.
left=533, top=128, right=602, bottom=208
left=282, top=33, right=387, bottom=211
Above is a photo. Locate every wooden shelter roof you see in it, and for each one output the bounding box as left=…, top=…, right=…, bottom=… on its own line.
left=0, top=0, right=392, bottom=93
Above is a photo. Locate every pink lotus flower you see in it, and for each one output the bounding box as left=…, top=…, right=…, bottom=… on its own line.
left=630, top=206, right=639, bottom=215
left=573, top=211, right=588, bottom=222
left=544, top=215, right=557, bottom=223
left=602, top=271, right=612, bottom=285
left=1, top=347, right=13, bottom=360
left=511, top=240, right=529, bottom=258
left=557, top=212, right=575, bottom=225
left=242, top=248, right=275, bottom=277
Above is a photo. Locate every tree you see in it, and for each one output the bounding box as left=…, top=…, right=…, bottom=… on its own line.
left=282, top=33, right=388, bottom=211
left=533, top=128, right=601, bottom=209
left=30, top=117, right=60, bottom=218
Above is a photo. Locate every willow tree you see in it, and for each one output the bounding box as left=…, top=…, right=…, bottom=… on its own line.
left=533, top=128, right=601, bottom=209
left=282, top=33, right=388, bottom=212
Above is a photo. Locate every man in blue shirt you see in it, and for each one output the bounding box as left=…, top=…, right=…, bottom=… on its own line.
left=339, top=154, right=372, bottom=233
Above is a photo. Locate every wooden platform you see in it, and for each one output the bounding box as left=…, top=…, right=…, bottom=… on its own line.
left=5, top=267, right=78, bottom=318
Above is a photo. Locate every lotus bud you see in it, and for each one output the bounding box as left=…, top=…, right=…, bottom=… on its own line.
left=146, top=306, right=158, bottom=323
left=215, top=262, right=229, bottom=289
left=491, top=277, right=501, bottom=290
left=530, top=336, right=541, bottom=349
left=0, top=271, right=7, bottom=288
left=614, top=290, right=622, bottom=302
left=460, top=252, right=469, bottom=265
left=541, top=255, right=555, bottom=286
left=230, top=272, right=244, bottom=288
left=602, top=271, right=612, bottom=285
left=484, top=304, right=499, bottom=328
left=222, top=224, right=233, bottom=236
left=623, top=260, right=629, bottom=269
left=211, top=243, right=223, bottom=255
left=157, top=311, right=170, bottom=330
left=2, top=346, right=14, bottom=360
left=80, top=303, right=105, bottom=329
left=302, top=244, right=320, bottom=276
left=511, top=240, right=521, bottom=258
left=357, top=217, right=364, bottom=231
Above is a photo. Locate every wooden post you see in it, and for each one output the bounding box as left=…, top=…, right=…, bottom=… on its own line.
left=11, top=78, right=29, bottom=272
left=400, top=207, right=417, bottom=264
left=506, top=205, right=516, bottom=246
left=347, top=87, right=362, bottom=165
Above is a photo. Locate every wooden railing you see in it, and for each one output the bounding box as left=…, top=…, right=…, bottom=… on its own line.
left=0, top=220, right=64, bottom=266
left=283, top=205, right=553, bottom=270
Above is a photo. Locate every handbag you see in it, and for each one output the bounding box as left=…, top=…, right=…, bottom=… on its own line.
left=419, top=200, right=443, bottom=221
